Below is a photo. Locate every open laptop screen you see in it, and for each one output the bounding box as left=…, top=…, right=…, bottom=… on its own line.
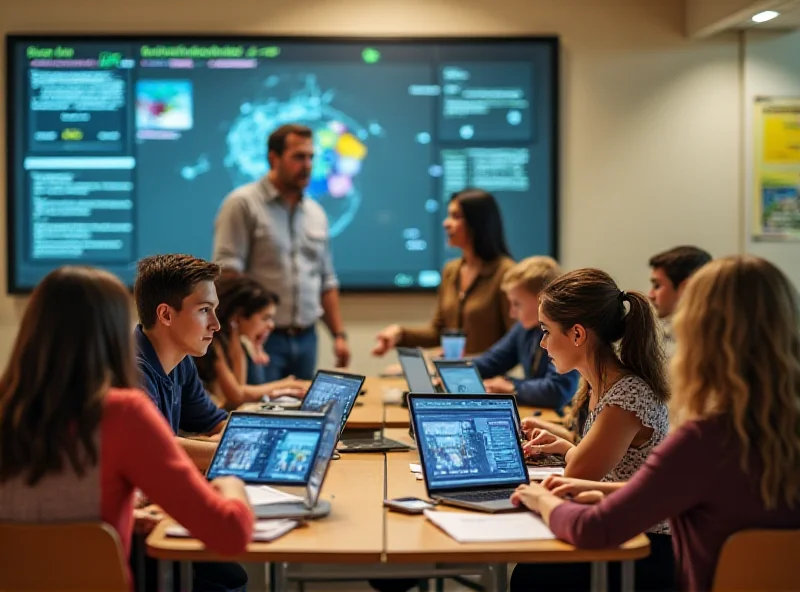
left=300, top=370, right=365, bottom=438
left=410, top=396, right=527, bottom=492
left=305, top=402, right=339, bottom=508
left=398, top=347, right=436, bottom=393
left=207, top=413, right=324, bottom=485
left=434, top=361, right=486, bottom=394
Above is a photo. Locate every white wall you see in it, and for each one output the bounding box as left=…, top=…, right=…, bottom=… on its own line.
left=0, top=0, right=743, bottom=375
left=743, top=29, right=800, bottom=289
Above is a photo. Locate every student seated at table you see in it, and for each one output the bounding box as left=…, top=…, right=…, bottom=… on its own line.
left=647, top=245, right=712, bottom=358
left=372, top=188, right=515, bottom=358
left=513, top=268, right=674, bottom=591
left=472, top=256, right=579, bottom=411
left=134, top=254, right=251, bottom=592
left=195, top=273, right=311, bottom=410
left=133, top=254, right=228, bottom=471
left=511, top=255, right=800, bottom=592
left=0, top=266, right=254, bottom=590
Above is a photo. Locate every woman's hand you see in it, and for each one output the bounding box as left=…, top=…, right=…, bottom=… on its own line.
left=523, top=428, right=573, bottom=457
left=133, top=505, right=164, bottom=535
left=510, top=482, right=551, bottom=514
left=372, top=324, right=402, bottom=356
left=543, top=476, right=606, bottom=504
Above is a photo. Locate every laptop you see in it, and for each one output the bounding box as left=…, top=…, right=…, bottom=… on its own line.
left=206, top=406, right=338, bottom=519
left=397, top=347, right=443, bottom=395
left=433, top=359, right=486, bottom=394
left=299, top=369, right=366, bottom=440
left=408, top=394, right=529, bottom=512
left=299, top=370, right=410, bottom=453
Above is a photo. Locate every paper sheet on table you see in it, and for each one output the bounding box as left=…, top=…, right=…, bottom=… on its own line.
left=166, top=519, right=299, bottom=541
left=423, top=509, right=555, bottom=543
left=409, top=463, right=422, bottom=473
left=528, top=466, right=565, bottom=480
left=245, top=485, right=303, bottom=506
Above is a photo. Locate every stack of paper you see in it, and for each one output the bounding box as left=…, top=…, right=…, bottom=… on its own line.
left=424, top=509, right=555, bottom=543
left=245, top=485, right=304, bottom=506
left=165, top=519, right=300, bottom=542
left=528, top=466, right=565, bottom=480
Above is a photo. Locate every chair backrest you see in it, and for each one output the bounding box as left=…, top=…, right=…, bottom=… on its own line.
left=712, top=528, right=800, bottom=591
left=0, top=522, right=128, bottom=591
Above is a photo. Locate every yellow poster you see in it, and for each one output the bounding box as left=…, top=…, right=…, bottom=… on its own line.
left=754, top=99, right=800, bottom=240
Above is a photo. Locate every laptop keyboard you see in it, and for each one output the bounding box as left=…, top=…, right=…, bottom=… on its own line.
left=447, top=489, right=517, bottom=502
left=525, top=454, right=566, bottom=468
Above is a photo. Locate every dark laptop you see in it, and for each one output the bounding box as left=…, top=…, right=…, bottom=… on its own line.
left=408, top=394, right=529, bottom=513
left=300, top=369, right=410, bottom=453
left=299, top=369, right=365, bottom=439
left=433, top=359, right=487, bottom=394
left=398, top=347, right=443, bottom=394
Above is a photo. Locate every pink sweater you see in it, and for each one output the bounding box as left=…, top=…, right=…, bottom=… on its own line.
left=0, top=389, right=253, bottom=588
left=549, top=416, right=800, bottom=591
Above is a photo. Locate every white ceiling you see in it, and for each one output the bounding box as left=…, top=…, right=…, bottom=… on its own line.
left=736, top=0, right=800, bottom=29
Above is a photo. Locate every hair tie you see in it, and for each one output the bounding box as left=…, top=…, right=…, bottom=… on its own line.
left=619, top=290, right=627, bottom=301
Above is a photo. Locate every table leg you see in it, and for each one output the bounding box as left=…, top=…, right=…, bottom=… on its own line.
left=158, top=560, right=173, bottom=592
left=272, top=561, right=289, bottom=592
left=179, top=561, right=192, bottom=592
left=590, top=561, right=608, bottom=592
left=484, top=563, right=508, bottom=592
left=620, top=561, right=635, bottom=592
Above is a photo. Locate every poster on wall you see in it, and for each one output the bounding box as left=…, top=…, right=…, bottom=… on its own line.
left=753, top=98, right=800, bottom=241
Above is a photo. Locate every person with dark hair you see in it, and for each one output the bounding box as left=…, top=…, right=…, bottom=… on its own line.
left=213, top=123, right=350, bottom=381
left=510, top=268, right=674, bottom=592
left=0, top=266, right=253, bottom=590
left=648, top=245, right=712, bottom=358
left=372, top=188, right=515, bottom=358
left=648, top=245, right=712, bottom=319
left=133, top=254, right=251, bottom=592
left=511, top=256, right=800, bottom=592
left=195, top=274, right=311, bottom=409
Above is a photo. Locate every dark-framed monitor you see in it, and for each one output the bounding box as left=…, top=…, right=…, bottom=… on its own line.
left=5, top=34, right=559, bottom=293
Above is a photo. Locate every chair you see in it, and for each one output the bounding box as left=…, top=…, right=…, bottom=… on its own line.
left=712, top=528, right=800, bottom=591
left=0, top=522, right=128, bottom=591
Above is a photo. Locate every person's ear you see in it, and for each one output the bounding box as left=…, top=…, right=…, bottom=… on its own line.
left=156, top=303, right=173, bottom=327
left=571, top=324, right=588, bottom=347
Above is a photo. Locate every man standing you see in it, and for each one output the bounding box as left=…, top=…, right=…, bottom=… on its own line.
left=648, top=245, right=712, bottom=357
left=213, top=124, right=350, bottom=380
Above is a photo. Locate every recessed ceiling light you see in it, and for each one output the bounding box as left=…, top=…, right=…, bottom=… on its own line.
left=752, top=10, right=780, bottom=23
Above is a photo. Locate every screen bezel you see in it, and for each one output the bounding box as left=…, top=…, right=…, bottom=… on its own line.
left=303, top=401, right=338, bottom=509
left=206, top=410, right=326, bottom=485
left=408, top=393, right=528, bottom=496
left=299, top=368, right=366, bottom=441
left=4, top=33, right=560, bottom=295
left=432, top=359, right=486, bottom=394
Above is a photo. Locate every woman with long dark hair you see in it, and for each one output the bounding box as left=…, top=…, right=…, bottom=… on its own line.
left=0, top=266, right=253, bottom=589
left=372, top=188, right=515, bottom=358
left=195, top=273, right=310, bottom=409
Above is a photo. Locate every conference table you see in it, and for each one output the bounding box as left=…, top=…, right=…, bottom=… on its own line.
left=146, top=377, right=649, bottom=592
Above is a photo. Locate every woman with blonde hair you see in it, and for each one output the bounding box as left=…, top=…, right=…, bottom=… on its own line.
left=511, top=256, right=800, bottom=591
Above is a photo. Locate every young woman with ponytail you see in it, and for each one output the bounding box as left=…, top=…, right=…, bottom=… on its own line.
left=511, top=268, right=675, bottom=591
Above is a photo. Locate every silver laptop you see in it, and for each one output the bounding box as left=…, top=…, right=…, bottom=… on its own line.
left=206, top=408, right=335, bottom=519
left=433, top=359, right=487, bottom=394
left=408, top=394, right=529, bottom=513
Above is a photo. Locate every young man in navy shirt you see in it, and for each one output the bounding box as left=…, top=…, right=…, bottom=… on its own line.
left=474, top=256, right=579, bottom=413
left=133, top=253, right=245, bottom=592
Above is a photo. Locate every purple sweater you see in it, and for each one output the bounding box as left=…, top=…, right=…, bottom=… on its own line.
left=549, top=416, right=800, bottom=591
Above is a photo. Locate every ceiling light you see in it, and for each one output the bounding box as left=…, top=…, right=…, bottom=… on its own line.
left=752, top=10, right=780, bottom=23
